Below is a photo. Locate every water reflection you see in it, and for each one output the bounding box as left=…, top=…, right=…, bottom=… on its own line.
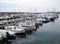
left=26, top=31, right=33, bottom=35
left=16, top=31, right=34, bottom=38
left=16, top=33, right=26, bottom=38
left=1, top=39, right=12, bottom=44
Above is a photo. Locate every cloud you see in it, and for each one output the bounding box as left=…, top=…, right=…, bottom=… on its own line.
left=0, top=0, right=60, bottom=12
left=0, top=0, right=39, bottom=4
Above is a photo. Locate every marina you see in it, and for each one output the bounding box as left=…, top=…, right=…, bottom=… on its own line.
left=0, top=12, right=59, bottom=44
left=0, top=0, right=60, bottom=44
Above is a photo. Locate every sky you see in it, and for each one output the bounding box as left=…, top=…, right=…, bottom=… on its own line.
left=0, top=0, right=60, bottom=12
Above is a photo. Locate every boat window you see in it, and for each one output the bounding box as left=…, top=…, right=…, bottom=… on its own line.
left=26, top=21, right=31, bottom=25
left=22, top=26, right=28, bottom=27
left=9, top=28, right=12, bottom=29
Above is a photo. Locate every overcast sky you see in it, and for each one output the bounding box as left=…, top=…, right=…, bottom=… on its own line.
left=0, top=0, right=60, bottom=12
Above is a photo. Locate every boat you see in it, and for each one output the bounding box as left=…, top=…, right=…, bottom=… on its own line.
left=0, top=29, right=16, bottom=40
left=46, top=16, right=55, bottom=21
left=41, top=18, right=50, bottom=23
left=18, top=21, right=36, bottom=31
left=35, top=18, right=43, bottom=25
left=5, top=26, right=26, bottom=35
left=44, top=12, right=58, bottom=21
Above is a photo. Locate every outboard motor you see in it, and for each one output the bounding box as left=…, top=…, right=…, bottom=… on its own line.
left=6, top=32, right=10, bottom=37
left=6, top=32, right=16, bottom=40
left=3, top=32, right=10, bottom=44
left=6, top=32, right=11, bottom=40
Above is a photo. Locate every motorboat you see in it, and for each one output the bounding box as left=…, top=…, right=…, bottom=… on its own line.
left=18, top=21, right=36, bottom=31
left=0, top=29, right=16, bottom=40
left=5, top=26, right=26, bottom=34
left=35, top=18, right=43, bottom=25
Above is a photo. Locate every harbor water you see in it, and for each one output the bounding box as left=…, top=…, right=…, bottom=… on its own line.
left=11, top=14, right=60, bottom=44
